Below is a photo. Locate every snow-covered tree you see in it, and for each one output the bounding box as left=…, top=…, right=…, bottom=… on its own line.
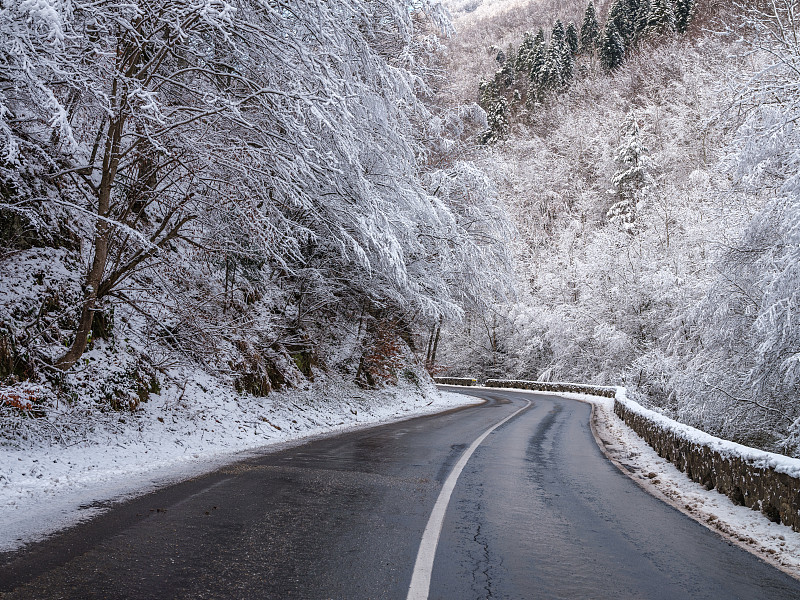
left=635, top=0, right=653, bottom=37
left=561, top=43, right=575, bottom=85
left=599, top=21, right=626, bottom=71
left=608, top=115, right=649, bottom=233
left=540, top=21, right=567, bottom=91
left=674, top=0, right=695, bottom=34
left=608, top=0, right=636, bottom=45
left=516, top=31, right=537, bottom=73
left=668, top=0, right=800, bottom=454
left=498, top=45, right=517, bottom=87
left=580, top=1, right=601, bottom=54
left=529, top=28, right=548, bottom=85
left=646, top=0, right=677, bottom=36
left=551, top=20, right=567, bottom=54
left=566, top=22, right=580, bottom=57
left=581, top=0, right=600, bottom=54
left=481, top=95, right=510, bottom=143
left=0, top=0, right=507, bottom=376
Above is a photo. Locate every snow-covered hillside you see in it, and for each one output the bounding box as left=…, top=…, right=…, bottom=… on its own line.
left=0, top=377, right=478, bottom=552
left=436, top=0, right=800, bottom=457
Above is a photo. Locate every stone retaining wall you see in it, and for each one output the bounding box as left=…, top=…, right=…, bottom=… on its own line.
left=615, top=398, right=800, bottom=532
left=484, top=379, right=616, bottom=398
left=433, top=377, right=477, bottom=386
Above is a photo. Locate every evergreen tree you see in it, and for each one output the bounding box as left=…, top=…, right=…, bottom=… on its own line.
left=580, top=1, right=600, bottom=53
left=497, top=44, right=517, bottom=87
left=478, top=79, right=496, bottom=110
left=599, top=20, right=626, bottom=71
left=561, top=47, right=575, bottom=84
left=530, top=28, right=547, bottom=85
left=551, top=20, right=566, bottom=48
left=624, top=0, right=644, bottom=44
left=674, top=0, right=695, bottom=34
left=562, top=24, right=577, bottom=83
left=516, top=31, right=537, bottom=72
left=481, top=95, right=510, bottom=144
left=634, top=0, right=652, bottom=38
left=540, top=21, right=566, bottom=90
left=565, top=22, right=579, bottom=56
left=646, top=0, right=676, bottom=36
left=505, top=44, right=517, bottom=69
left=608, top=0, right=635, bottom=45
left=478, top=76, right=509, bottom=144
left=625, top=0, right=643, bottom=21
left=613, top=114, right=648, bottom=197
left=540, top=42, right=563, bottom=91
left=607, top=114, right=649, bottom=233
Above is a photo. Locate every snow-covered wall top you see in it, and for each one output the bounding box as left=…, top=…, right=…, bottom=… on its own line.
left=616, top=389, right=800, bottom=532
left=615, top=389, right=800, bottom=479
left=484, top=379, right=616, bottom=398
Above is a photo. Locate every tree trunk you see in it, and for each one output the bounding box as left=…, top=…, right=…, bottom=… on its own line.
left=429, top=318, right=442, bottom=371
left=224, top=257, right=230, bottom=314
left=55, top=210, right=111, bottom=371
left=56, top=116, right=121, bottom=371
left=425, top=325, right=435, bottom=369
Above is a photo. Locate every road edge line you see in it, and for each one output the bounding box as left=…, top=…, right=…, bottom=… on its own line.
left=406, top=399, right=531, bottom=600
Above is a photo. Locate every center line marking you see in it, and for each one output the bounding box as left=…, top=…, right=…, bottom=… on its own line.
left=406, top=399, right=532, bottom=600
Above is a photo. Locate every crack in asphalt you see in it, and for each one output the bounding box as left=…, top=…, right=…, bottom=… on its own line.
left=467, top=498, right=494, bottom=600
left=478, top=517, right=494, bottom=599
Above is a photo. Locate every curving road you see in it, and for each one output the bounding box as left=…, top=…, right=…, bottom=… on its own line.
left=1, top=388, right=799, bottom=599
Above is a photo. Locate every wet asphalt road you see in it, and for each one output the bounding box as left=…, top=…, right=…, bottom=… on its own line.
left=1, top=388, right=800, bottom=599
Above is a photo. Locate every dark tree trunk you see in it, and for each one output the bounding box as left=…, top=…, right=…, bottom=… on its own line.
left=56, top=115, right=122, bottom=371
left=425, top=326, right=435, bottom=369
left=429, top=319, right=442, bottom=371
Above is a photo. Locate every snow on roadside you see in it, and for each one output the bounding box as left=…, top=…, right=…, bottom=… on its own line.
left=0, top=375, right=480, bottom=553
left=567, top=392, right=800, bottom=579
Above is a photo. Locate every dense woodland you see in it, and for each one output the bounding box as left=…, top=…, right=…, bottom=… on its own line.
left=0, top=0, right=512, bottom=438
left=1, top=0, right=798, bottom=458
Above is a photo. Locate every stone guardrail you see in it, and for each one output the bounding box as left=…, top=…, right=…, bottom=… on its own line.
left=433, top=377, right=478, bottom=386
left=615, top=394, right=800, bottom=532
left=483, top=379, right=616, bottom=398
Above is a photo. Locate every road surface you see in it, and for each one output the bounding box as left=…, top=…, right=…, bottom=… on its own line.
left=1, top=388, right=799, bottom=599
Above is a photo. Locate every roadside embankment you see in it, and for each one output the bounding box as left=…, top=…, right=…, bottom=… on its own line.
left=0, top=379, right=480, bottom=553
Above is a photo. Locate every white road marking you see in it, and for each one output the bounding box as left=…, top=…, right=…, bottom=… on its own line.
left=406, top=399, right=532, bottom=600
